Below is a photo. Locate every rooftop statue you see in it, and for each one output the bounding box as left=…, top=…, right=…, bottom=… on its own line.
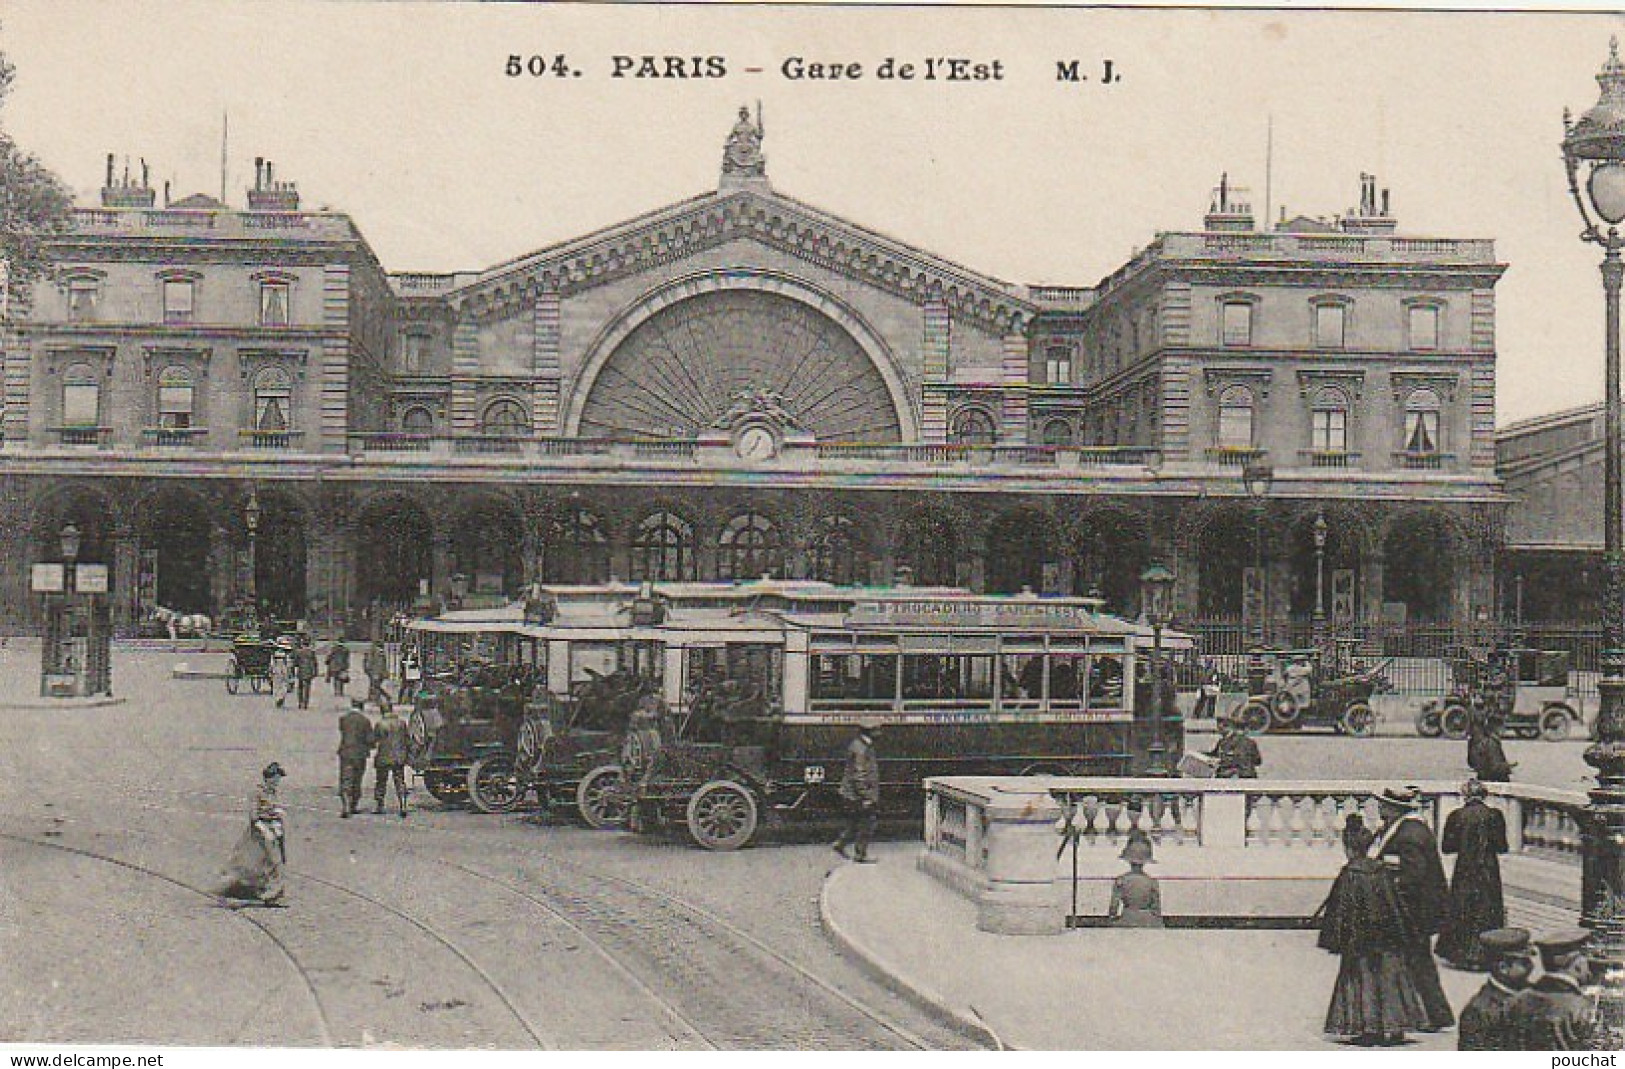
left=723, top=104, right=766, bottom=178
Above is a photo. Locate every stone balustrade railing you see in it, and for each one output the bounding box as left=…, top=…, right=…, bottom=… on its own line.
left=921, top=777, right=1589, bottom=935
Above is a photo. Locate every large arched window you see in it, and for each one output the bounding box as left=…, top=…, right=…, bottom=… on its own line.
left=61, top=363, right=101, bottom=428
left=1403, top=388, right=1442, bottom=456
left=719, top=512, right=782, bottom=581
left=544, top=508, right=610, bottom=584
left=632, top=510, right=696, bottom=582
left=1041, top=418, right=1074, bottom=447
left=1310, top=387, right=1349, bottom=453
left=400, top=406, right=435, bottom=434
left=809, top=515, right=867, bottom=586
left=949, top=407, right=996, bottom=446
left=252, top=366, right=293, bottom=431
left=1216, top=385, right=1255, bottom=449
left=481, top=398, right=528, bottom=438
left=156, top=366, right=195, bottom=429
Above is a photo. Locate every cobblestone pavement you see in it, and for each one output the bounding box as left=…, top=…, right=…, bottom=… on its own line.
left=0, top=642, right=1600, bottom=1048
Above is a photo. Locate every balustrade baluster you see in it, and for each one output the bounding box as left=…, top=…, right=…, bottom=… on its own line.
left=1245, top=796, right=1265, bottom=844
left=1180, top=795, right=1201, bottom=843
left=1288, top=795, right=1309, bottom=846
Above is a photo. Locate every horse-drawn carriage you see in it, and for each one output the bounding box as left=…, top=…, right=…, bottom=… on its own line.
left=1415, top=646, right=1585, bottom=742
left=1233, top=646, right=1388, bottom=737
left=225, top=637, right=276, bottom=694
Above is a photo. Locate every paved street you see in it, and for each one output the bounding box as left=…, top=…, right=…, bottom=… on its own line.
left=0, top=641, right=1601, bottom=1049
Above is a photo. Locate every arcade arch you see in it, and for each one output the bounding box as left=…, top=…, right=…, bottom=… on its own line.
left=355, top=494, right=433, bottom=609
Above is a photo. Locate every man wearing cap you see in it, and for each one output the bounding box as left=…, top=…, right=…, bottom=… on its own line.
left=1372, top=785, right=1455, bottom=1031
left=1506, top=928, right=1600, bottom=1050
left=833, top=721, right=881, bottom=863
left=337, top=700, right=375, bottom=818
left=1207, top=714, right=1262, bottom=779
left=1458, top=927, right=1534, bottom=1050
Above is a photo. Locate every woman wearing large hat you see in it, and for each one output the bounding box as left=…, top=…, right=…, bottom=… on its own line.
left=1108, top=831, right=1164, bottom=927
left=1371, top=785, right=1454, bottom=1031
left=217, top=763, right=288, bottom=907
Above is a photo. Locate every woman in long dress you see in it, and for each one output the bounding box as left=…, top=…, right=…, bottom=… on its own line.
left=218, top=763, right=287, bottom=906
left=1108, top=832, right=1164, bottom=927
left=1435, top=778, right=1509, bottom=969
left=1318, top=816, right=1427, bottom=1045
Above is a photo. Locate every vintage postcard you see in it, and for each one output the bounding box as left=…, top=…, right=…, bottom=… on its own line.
left=0, top=0, right=1620, bottom=1059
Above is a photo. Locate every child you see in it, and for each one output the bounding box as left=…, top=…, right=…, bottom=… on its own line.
left=1108, top=831, right=1164, bottom=927
left=1317, top=816, right=1428, bottom=1046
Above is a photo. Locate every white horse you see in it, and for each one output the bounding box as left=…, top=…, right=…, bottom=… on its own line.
left=151, top=606, right=212, bottom=640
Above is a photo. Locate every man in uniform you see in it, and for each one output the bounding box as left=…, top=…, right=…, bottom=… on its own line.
left=337, top=699, right=375, bottom=818
left=292, top=636, right=319, bottom=711
left=372, top=700, right=410, bottom=818
left=833, top=721, right=881, bottom=863
left=1458, top=927, right=1534, bottom=1050
left=1207, top=713, right=1262, bottom=778
left=364, top=640, right=391, bottom=704
left=1506, top=928, right=1600, bottom=1050
left=1371, top=785, right=1455, bottom=1032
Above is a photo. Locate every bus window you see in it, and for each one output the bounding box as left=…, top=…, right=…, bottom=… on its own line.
left=1000, top=651, right=1045, bottom=709
left=903, top=654, right=994, bottom=704
left=1049, top=652, right=1087, bottom=707
left=1089, top=654, right=1125, bottom=707
left=571, top=641, right=619, bottom=685
left=811, top=652, right=898, bottom=710
left=620, top=639, right=664, bottom=681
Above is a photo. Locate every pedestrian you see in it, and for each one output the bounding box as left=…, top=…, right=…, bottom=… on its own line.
left=217, top=762, right=288, bottom=907
left=1436, top=779, right=1510, bottom=970
left=364, top=640, right=391, bottom=704
left=292, top=637, right=318, bottom=711
left=1192, top=665, right=1221, bottom=721
left=1107, top=831, right=1164, bottom=927
left=399, top=643, right=422, bottom=699
left=1505, top=928, right=1602, bottom=1050
left=1370, top=785, right=1456, bottom=1032
left=832, top=720, right=881, bottom=863
left=1467, top=705, right=1515, bottom=783
left=337, top=699, right=375, bottom=818
left=270, top=636, right=293, bottom=709
left=1207, top=713, right=1262, bottom=778
left=1318, top=815, right=1427, bottom=1046
left=325, top=639, right=351, bottom=696
left=1458, top=927, right=1535, bottom=1050
left=372, top=700, right=410, bottom=818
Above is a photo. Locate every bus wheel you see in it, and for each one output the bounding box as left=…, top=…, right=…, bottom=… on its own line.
left=1415, top=705, right=1443, bottom=738
left=686, top=780, right=758, bottom=851
left=1238, top=701, right=1271, bottom=737
left=1340, top=702, right=1378, bottom=738
left=1540, top=706, right=1576, bottom=742
left=467, top=754, right=526, bottom=814
left=1440, top=705, right=1472, bottom=741
left=576, top=765, right=627, bottom=829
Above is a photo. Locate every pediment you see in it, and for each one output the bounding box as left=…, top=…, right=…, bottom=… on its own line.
left=442, top=187, right=1034, bottom=334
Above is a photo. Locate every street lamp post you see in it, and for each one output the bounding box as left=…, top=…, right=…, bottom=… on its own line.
left=1140, top=561, right=1176, bottom=777
left=1242, top=460, right=1274, bottom=647
left=1563, top=39, right=1625, bottom=1029
left=244, top=486, right=261, bottom=625
left=1313, top=510, right=1329, bottom=652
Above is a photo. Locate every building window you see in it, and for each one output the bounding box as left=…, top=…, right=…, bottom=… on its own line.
left=400, top=406, right=434, bottom=433
left=259, top=282, right=290, bottom=327
left=1216, top=385, right=1255, bottom=449
left=252, top=366, right=293, bottom=431
left=1221, top=300, right=1254, bottom=347
left=545, top=509, right=610, bottom=584
left=1403, top=388, right=1442, bottom=455
left=719, top=512, right=782, bottom=581
left=401, top=333, right=428, bottom=374
left=162, top=278, right=195, bottom=324
left=481, top=399, right=528, bottom=437
left=949, top=408, right=996, bottom=446
left=1408, top=305, right=1440, bottom=351
left=1310, top=387, right=1349, bottom=453
left=632, top=510, right=696, bottom=582
left=156, top=366, right=195, bottom=429
left=67, top=278, right=100, bottom=322
left=1041, top=418, right=1074, bottom=447
left=1044, top=347, right=1071, bottom=385
left=810, top=515, right=866, bottom=585
left=61, top=363, right=100, bottom=427
left=1313, top=302, right=1347, bottom=349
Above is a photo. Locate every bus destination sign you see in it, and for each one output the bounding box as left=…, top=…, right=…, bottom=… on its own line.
left=845, top=599, right=1100, bottom=631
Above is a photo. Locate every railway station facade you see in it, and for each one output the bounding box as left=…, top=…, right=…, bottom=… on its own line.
left=0, top=118, right=1508, bottom=638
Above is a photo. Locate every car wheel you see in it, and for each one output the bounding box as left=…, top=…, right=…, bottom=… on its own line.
left=1341, top=702, right=1377, bottom=738
left=576, top=764, right=627, bottom=829
left=1440, top=705, right=1471, bottom=741
left=1540, top=706, right=1575, bottom=743
left=686, top=780, right=758, bottom=851
left=467, top=754, right=526, bottom=814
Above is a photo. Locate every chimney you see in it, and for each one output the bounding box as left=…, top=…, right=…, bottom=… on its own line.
left=247, top=158, right=301, bottom=211
left=100, top=151, right=156, bottom=208
left=1203, top=172, right=1256, bottom=232
left=1340, top=172, right=1397, bottom=235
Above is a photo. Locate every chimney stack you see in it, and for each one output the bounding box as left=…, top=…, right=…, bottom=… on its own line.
left=1203, top=171, right=1256, bottom=232
left=246, top=157, right=301, bottom=211
left=100, top=150, right=156, bottom=208
left=1340, top=171, right=1397, bottom=235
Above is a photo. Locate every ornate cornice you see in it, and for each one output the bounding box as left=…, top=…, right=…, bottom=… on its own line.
left=1202, top=365, right=1274, bottom=399
left=445, top=189, right=1033, bottom=335
left=1389, top=369, right=1460, bottom=403
left=1296, top=367, right=1366, bottom=402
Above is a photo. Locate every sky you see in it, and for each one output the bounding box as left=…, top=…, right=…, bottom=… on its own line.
left=2, top=1, right=1623, bottom=425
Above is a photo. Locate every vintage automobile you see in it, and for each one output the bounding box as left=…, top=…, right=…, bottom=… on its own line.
left=1415, top=646, right=1584, bottom=742
left=406, top=662, right=539, bottom=803
left=1233, top=646, right=1387, bottom=737
left=463, top=668, right=654, bottom=824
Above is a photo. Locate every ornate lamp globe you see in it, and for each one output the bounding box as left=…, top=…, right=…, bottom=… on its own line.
left=1564, top=38, right=1625, bottom=230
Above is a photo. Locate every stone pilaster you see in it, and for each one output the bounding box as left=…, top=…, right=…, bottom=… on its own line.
left=532, top=286, right=561, bottom=435
left=920, top=297, right=950, bottom=444
left=999, top=328, right=1028, bottom=446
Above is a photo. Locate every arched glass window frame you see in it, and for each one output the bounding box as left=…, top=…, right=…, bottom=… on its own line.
left=251, top=365, right=294, bottom=432
left=1309, top=385, right=1351, bottom=453
left=400, top=405, right=435, bottom=434
left=948, top=406, right=997, bottom=446
left=718, top=511, right=783, bottom=582
left=1041, top=418, right=1074, bottom=447
left=1402, top=387, right=1444, bottom=456
left=61, top=362, right=102, bottom=428
left=631, top=510, right=697, bottom=582
left=156, top=365, right=196, bottom=429
left=809, top=514, right=866, bottom=586
left=1215, top=384, right=1256, bottom=450
left=481, top=397, right=529, bottom=438
left=544, top=508, right=610, bottom=584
